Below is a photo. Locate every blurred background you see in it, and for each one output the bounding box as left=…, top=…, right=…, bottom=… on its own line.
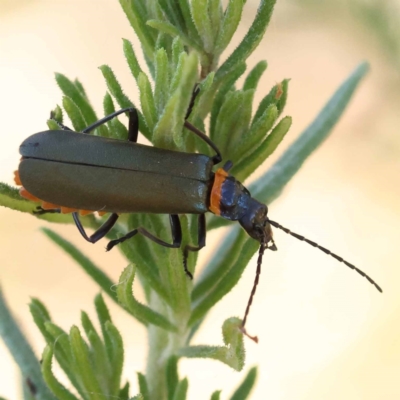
left=0, top=0, right=399, bottom=399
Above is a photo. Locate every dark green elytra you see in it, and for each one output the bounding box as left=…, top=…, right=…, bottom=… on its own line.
left=19, top=131, right=214, bottom=214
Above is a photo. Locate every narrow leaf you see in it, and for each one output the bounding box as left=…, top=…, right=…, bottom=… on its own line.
left=166, top=356, right=179, bottom=400
left=69, top=326, right=104, bottom=400
left=119, top=0, right=155, bottom=62
left=138, top=72, right=157, bottom=132
left=116, top=265, right=177, bottom=331
left=232, top=104, right=278, bottom=162
left=214, top=0, right=245, bottom=56
left=154, top=48, right=170, bottom=114
left=41, top=346, right=79, bottom=400
left=191, top=0, right=214, bottom=52
left=55, top=73, right=97, bottom=123
left=250, top=63, right=370, bottom=204
left=105, top=322, right=124, bottom=396
left=243, top=60, right=268, bottom=91
left=189, top=230, right=258, bottom=326
left=123, top=39, right=144, bottom=80
left=147, top=20, right=203, bottom=53
left=0, top=289, right=56, bottom=400
left=172, top=378, right=188, bottom=400
left=179, top=317, right=245, bottom=371
left=210, top=62, right=246, bottom=140
left=210, top=391, right=221, bottom=400
left=233, top=115, right=292, bottom=182
left=99, top=65, right=151, bottom=140
left=137, top=373, right=150, bottom=400
left=62, top=96, right=86, bottom=132
left=229, top=367, right=258, bottom=400
left=41, top=228, right=118, bottom=303
left=215, top=0, right=276, bottom=82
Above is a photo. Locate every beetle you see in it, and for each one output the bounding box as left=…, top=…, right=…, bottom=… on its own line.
left=15, top=106, right=382, bottom=339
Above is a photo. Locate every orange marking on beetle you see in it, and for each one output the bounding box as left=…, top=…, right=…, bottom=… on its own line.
left=209, top=168, right=229, bottom=215
left=42, top=201, right=60, bottom=210
left=60, top=206, right=78, bottom=214
left=14, top=171, right=21, bottom=185
left=16, top=176, right=103, bottom=216
left=79, top=210, right=93, bottom=216
left=20, top=187, right=41, bottom=202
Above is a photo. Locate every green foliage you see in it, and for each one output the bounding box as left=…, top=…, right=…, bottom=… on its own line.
left=0, top=1, right=371, bottom=399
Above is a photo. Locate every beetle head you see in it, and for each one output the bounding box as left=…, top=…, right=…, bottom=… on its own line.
left=239, top=199, right=276, bottom=249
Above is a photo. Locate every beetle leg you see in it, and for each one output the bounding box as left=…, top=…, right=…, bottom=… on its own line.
left=73, top=212, right=119, bottom=243
left=183, top=214, right=206, bottom=279
left=105, top=215, right=195, bottom=278
left=106, top=214, right=182, bottom=250
left=82, top=108, right=139, bottom=141
left=33, top=206, right=60, bottom=215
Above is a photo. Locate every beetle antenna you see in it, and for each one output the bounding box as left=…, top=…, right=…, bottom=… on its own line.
left=240, top=237, right=269, bottom=343
left=267, top=219, right=382, bottom=293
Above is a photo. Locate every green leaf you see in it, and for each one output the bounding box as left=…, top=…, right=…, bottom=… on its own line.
left=0, top=289, right=57, bottom=400
left=154, top=48, right=170, bottom=114
left=177, top=0, right=203, bottom=43
left=51, top=104, right=64, bottom=123
left=116, top=264, right=177, bottom=331
left=41, top=228, right=119, bottom=304
left=250, top=62, right=370, bottom=204
left=153, top=52, right=198, bottom=150
left=213, top=90, right=245, bottom=153
left=158, top=0, right=186, bottom=33
left=192, top=228, right=245, bottom=302
left=94, top=293, right=114, bottom=365
left=210, top=391, right=221, bottom=400
left=105, top=322, right=124, bottom=396
left=166, top=356, right=179, bottom=400
left=210, top=61, right=246, bottom=140
left=99, top=65, right=133, bottom=109
left=208, top=0, right=223, bottom=41
left=147, top=20, right=203, bottom=54
left=119, top=0, right=156, bottom=62
left=179, top=317, right=245, bottom=371
left=172, top=378, right=188, bottom=400
left=55, top=73, right=97, bottom=124
left=29, top=299, right=53, bottom=344
left=43, top=322, right=83, bottom=396
left=103, top=92, right=128, bottom=140
left=69, top=326, right=104, bottom=400
left=41, top=346, right=79, bottom=400
left=119, top=237, right=171, bottom=305
left=215, top=0, right=276, bottom=82
left=232, top=104, right=278, bottom=162
left=189, top=230, right=259, bottom=326
left=137, top=373, right=150, bottom=400
left=81, top=311, right=109, bottom=369
left=229, top=367, right=258, bottom=400
left=62, top=96, right=86, bottom=132
left=243, top=60, right=268, bottom=91
left=233, top=115, right=292, bottom=182
left=253, top=79, right=289, bottom=123
left=214, top=0, right=245, bottom=56
left=191, top=0, right=214, bottom=52
left=119, top=382, right=130, bottom=400
left=123, top=38, right=144, bottom=80
left=138, top=72, right=157, bottom=132
left=99, top=65, right=151, bottom=140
